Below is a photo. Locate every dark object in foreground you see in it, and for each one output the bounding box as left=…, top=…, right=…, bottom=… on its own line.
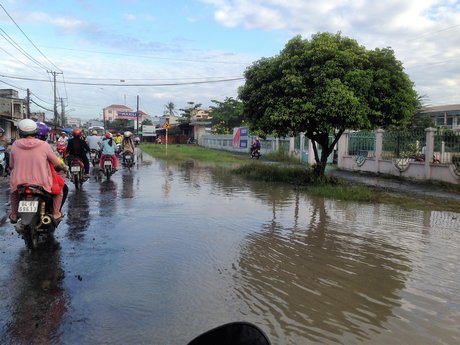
left=188, top=322, right=271, bottom=345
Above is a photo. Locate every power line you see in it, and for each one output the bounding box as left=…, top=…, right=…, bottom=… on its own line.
left=0, top=3, right=62, bottom=72
left=0, top=74, right=245, bottom=87
left=30, top=98, right=54, bottom=112
left=22, top=43, right=252, bottom=65
left=0, top=45, right=45, bottom=74
left=0, top=29, right=49, bottom=71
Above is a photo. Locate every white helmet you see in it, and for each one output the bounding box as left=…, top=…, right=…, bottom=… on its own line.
left=18, top=119, right=38, bottom=137
left=124, top=131, right=132, bottom=137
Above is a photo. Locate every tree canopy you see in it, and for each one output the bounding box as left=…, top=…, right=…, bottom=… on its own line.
left=238, top=32, right=418, bottom=175
left=209, top=97, right=244, bottom=134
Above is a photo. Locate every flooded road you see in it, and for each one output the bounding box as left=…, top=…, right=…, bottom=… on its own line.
left=1, top=150, right=459, bottom=345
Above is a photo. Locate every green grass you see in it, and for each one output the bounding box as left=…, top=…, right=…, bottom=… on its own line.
left=140, top=143, right=247, bottom=164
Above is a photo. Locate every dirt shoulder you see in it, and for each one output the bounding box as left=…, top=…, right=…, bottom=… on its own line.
left=327, top=168, right=460, bottom=202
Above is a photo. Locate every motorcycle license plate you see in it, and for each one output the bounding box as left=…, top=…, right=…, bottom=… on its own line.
left=104, top=161, right=112, bottom=167
left=71, top=166, right=81, bottom=172
left=18, top=200, right=39, bottom=213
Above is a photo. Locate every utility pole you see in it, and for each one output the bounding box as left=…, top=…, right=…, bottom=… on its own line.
left=26, top=88, right=30, bottom=119
left=48, top=70, right=62, bottom=130
left=60, top=98, right=65, bottom=127
left=136, top=95, right=139, bottom=136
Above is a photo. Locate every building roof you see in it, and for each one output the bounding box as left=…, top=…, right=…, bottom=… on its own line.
left=104, top=104, right=132, bottom=110
left=421, top=104, right=460, bottom=113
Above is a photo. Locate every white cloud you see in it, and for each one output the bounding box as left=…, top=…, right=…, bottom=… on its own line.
left=202, top=0, right=460, bottom=106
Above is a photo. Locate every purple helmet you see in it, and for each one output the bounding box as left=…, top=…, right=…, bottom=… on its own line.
left=36, top=121, right=50, bottom=141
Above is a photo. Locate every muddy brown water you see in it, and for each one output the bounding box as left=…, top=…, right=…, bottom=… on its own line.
left=0, top=150, right=459, bottom=345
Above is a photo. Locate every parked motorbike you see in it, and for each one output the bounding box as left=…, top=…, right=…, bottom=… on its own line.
left=102, top=156, right=115, bottom=180
left=188, top=322, right=271, bottom=345
left=14, top=184, right=60, bottom=249
left=122, top=151, right=135, bottom=171
left=89, top=149, right=100, bottom=167
left=68, top=156, right=85, bottom=189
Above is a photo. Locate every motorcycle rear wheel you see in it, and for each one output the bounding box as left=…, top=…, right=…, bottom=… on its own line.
left=74, top=174, right=80, bottom=189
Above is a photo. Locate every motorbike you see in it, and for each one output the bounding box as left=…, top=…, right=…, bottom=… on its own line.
left=251, top=148, right=261, bottom=159
left=68, top=156, right=86, bottom=189
left=102, top=155, right=115, bottom=180
left=89, top=149, right=100, bottom=167
left=122, top=151, right=135, bottom=171
left=188, top=322, right=271, bottom=345
left=0, top=147, right=9, bottom=177
left=14, top=184, right=60, bottom=249
left=56, top=142, right=67, bottom=159
left=115, top=143, right=122, bottom=155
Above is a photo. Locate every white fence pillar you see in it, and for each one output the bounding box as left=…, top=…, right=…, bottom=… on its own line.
left=374, top=128, right=384, bottom=173
left=300, top=132, right=305, bottom=162
left=425, top=128, right=435, bottom=179
left=337, top=131, right=349, bottom=168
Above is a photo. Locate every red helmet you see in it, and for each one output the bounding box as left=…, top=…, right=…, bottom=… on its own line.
left=72, top=128, right=82, bottom=137
left=105, top=132, right=112, bottom=139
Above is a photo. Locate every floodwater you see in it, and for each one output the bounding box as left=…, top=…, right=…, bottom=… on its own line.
left=0, top=150, right=459, bottom=345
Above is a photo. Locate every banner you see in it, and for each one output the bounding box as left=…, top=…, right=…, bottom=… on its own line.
left=233, top=127, right=248, bottom=148
left=117, top=111, right=138, bottom=119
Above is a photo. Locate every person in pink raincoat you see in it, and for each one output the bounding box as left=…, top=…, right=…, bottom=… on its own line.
left=8, top=119, right=66, bottom=223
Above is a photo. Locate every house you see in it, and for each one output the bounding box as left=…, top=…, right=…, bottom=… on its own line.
left=420, top=104, right=460, bottom=131
left=0, top=88, right=26, bottom=138
left=102, top=104, right=150, bottom=128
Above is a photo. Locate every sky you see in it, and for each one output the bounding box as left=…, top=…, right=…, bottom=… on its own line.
left=0, top=0, right=459, bottom=122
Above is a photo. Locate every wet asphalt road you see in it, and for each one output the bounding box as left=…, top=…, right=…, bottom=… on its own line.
left=1, top=150, right=460, bottom=345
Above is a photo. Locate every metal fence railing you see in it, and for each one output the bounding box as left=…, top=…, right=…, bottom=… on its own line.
left=435, top=129, right=460, bottom=163
left=348, top=131, right=375, bottom=157
left=381, top=129, right=426, bottom=160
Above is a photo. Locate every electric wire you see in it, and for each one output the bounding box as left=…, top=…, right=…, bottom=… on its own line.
left=0, top=3, right=62, bottom=72
left=0, top=29, right=49, bottom=71
left=0, top=74, right=245, bottom=86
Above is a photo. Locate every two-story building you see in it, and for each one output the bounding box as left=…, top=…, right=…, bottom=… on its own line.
left=420, top=104, right=460, bottom=131
left=0, top=88, right=26, bottom=138
left=102, top=104, right=150, bottom=131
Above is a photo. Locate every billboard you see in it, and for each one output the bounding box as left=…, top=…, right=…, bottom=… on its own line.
left=117, top=111, right=138, bottom=119
left=233, top=127, right=248, bottom=148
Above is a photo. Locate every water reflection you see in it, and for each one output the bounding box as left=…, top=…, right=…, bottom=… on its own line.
left=65, top=190, right=90, bottom=241
left=235, top=197, right=411, bottom=344
left=2, top=241, right=66, bottom=345
left=121, top=173, right=134, bottom=199
left=99, top=180, right=117, bottom=216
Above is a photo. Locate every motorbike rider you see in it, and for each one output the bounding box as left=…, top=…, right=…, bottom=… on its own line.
left=8, top=119, right=66, bottom=223
left=121, top=131, right=135, bottom=165
left=66, top=128, right=91, bottom=178
left=86, top=130, right=102, bottom=151
left=251, top=137, right=261, bottom=155
left=36, top=122, right=69, bottom=213
left=114, top=132, right=123, bottom=145
left=0, top=127, right=10, bottom=173
left=100, top=132, right=119, bottom=171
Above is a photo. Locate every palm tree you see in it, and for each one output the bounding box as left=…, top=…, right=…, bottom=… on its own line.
left=164, top=102, right=176, bottom=117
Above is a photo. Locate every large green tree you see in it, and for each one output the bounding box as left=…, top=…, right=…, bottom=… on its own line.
left=239, top=32, right=418, bottom=176
left=210, top=97, right=244, bottom=134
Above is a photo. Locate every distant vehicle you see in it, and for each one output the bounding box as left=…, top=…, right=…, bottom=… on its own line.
left=88, top=126, right=105, bottom=136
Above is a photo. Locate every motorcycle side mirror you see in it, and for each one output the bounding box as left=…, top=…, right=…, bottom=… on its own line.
left=187, top=321, right=271, bottom=345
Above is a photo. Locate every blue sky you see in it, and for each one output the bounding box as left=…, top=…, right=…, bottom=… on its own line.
left=1, top=0, right=459, bottom=121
